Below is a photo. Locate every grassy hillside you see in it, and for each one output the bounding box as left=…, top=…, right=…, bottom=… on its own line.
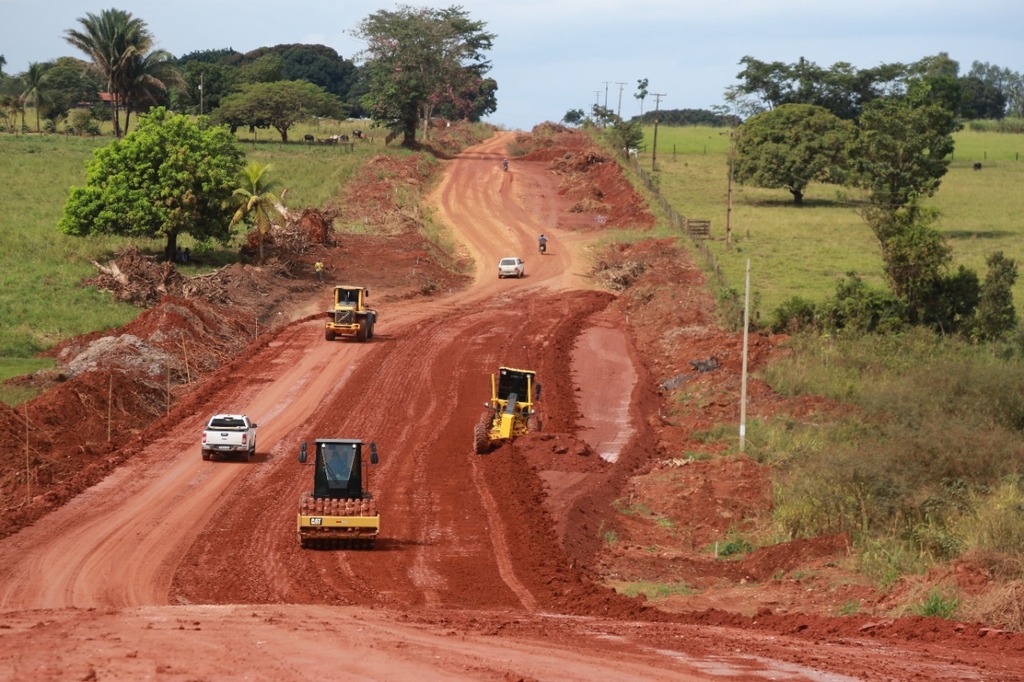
left=638, top=125, right=1024, bottom=317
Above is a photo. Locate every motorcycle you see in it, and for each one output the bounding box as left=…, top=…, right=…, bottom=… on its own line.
left=538, top=240, right=547, bottom=254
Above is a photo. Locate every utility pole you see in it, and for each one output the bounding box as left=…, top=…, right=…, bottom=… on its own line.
left=739, top=259, right=750, bottom=453
left=199, top=72, right=204, bottom=116
left=650, top=93, right=665, bottom=172
left=615, top=81, right=627, bottom=119
left=603, top=81, right=611, bottom=108
left=594, top=90, right=602, bottom=106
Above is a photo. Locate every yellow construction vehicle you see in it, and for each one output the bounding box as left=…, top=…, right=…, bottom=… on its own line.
left=473, top=366, right=540, bottom=454
left=325, top=285, right=376, bottom=341
left=297, top=438, right=380, bottom=548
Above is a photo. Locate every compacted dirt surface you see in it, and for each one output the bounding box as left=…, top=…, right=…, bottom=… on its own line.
left=2, top=129, right=1024, bottom=680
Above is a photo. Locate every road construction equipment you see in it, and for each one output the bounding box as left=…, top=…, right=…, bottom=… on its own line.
left=297, top=438, right=380, bottom=548
left=473, top=366, right=540, bottom=454
left=325, top=285, right=376, bottom=341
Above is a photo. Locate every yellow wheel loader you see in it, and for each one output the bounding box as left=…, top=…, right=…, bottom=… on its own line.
left=297, top=438, right=380, bottom=549
left=473, top=366, right=540, bottom=454
left=325, top=285, right=376, bottom=342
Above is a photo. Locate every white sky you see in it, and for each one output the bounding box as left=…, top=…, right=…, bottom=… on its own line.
left=1, top=1, right=1021, bottom=130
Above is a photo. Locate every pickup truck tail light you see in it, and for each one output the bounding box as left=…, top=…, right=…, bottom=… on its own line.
left=202, top=433, right=207, bottom=445
left=241, top=434, right=248, bottom=444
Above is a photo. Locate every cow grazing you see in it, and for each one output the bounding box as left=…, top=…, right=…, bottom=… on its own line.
left=304, top=134, right=315, bottom=143
left=973, top=162, right=982, bottom=170
left=352, top=129, right=363, bottom=139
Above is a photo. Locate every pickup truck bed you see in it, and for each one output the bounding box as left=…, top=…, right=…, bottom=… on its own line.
left=202, top=414, right=258, bottom=462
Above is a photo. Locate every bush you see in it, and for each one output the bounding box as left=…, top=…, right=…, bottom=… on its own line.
left=770, top=296, right=817, bottom=333
left=818, top=272, right=905, bottom=334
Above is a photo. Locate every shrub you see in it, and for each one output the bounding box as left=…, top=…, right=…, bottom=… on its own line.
left=770, top=296, right=817, bottom=333
left=818, top=273, right=905, bottom=335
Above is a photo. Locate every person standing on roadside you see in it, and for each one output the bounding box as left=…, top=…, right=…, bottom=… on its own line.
left=314, top=259, right=325, bottom=283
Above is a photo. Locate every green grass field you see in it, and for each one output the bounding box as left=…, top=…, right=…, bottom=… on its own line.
left=0, top=122, right=392, bottom=402
left=635, top=125, right=1024, bottom=317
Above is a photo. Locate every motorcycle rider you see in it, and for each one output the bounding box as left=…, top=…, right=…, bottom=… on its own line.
left=538, top=233, right=548, bottom=253
left=502, top=158, right=509, bottom=172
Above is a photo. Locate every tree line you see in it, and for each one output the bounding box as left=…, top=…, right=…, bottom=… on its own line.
left=726, top=54, right=1024, bottom=121
left=0, top=6, right=497, bottom=146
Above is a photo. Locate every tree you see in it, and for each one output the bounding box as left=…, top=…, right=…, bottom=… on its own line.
left=959, top=75, right=1007, bottom=119
left=214, top=80, right=343, bottom=141
left=435, top=75, right=497, bottom=122
left=974, top=251, right=1019, bottom=341
left=38, top=58, right=102, bottom=123
left=635, top=78, right=648, bottom=116
left=354, top=5, right=495, bottom=147
left=176, top=60, right=235, bottom=115
left=117, top=44, right=180, bottom=133
left=848, top=97, right=958, bottom=208
left=64, top=8, right=145, bottom=137
left=229, top=162, right=285, bottom=264
left=20, top=62, right=47, bottom=133
left=237, top=53, right=285, bottom=84
left=561, top=108, right=585, bottom=127
left=59, top=108, right=244, bottom=260
left=731, top=104, right=850, bottom=205
left=605, top=118, right=643, bottom=156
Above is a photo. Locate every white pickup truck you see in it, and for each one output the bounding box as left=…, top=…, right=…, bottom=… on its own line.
left=201, top=414, right=258, bottom=461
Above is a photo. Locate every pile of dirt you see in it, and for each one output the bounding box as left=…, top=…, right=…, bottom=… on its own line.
left=518, top=124, right=655, bottom=230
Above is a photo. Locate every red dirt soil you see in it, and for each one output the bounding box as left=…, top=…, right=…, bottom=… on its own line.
left=1, top=127, right=1022, bottom=680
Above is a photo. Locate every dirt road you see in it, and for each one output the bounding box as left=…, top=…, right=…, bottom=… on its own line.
left=1, top=133, right=1021, bottom=681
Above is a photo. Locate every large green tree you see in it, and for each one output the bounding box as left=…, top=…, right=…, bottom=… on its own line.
left=732, top=104, right=850, bottom=205
left=847, top=97, right=958, bottom=208
left=59, top=108, right=244, bottom=259
left=214, top=80, right=343, bottom=142
left=354, top=5, right=495, bottom=146
left=38, top=58, right=102, bottom=123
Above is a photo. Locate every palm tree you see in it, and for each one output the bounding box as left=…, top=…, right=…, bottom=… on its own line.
left=118, top=48, right=181, bottom=134
left=230, top=163, right=285, bottom=264
left=64, top=9, right=175, bottom=137
left=20, top=62, right=47, bottom=133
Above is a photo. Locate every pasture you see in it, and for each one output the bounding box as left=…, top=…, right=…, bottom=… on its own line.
left=636, top=125, right=1024, bottom=317
left=0, top=123, right=391, bottom=402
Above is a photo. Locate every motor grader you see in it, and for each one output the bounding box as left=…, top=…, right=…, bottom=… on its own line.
left=325, top=285, right=376, bottom=342
left=473, top=366, right=540, bottom=454
left=297, top=438, right=380, bottom=548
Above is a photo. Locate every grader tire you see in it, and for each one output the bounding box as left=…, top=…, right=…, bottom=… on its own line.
left=356, top=324, right=368, bottom=342
left=527, top=414, right=541, bottom=433
left=473, top=421, right=489, bottom=455
left=325, top=328, right=336, bottom=341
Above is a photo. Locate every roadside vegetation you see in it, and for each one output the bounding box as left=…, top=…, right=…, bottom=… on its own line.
left=610, top=119, right=1024, bottom=612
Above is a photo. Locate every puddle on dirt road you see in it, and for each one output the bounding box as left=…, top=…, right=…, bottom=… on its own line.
left=572, top=321, right=637, bottom=463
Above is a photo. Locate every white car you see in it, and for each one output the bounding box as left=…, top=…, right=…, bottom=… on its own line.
left=498, top=257, right=525, bottom=279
